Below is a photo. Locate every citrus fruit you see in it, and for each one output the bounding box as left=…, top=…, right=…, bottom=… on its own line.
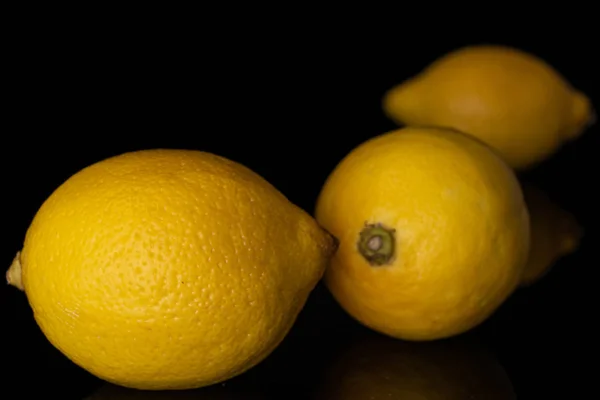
left=315, top=127, right=530, bottom=341
left=382, top=45, right=594, bottom=170
left=7, top=149, right=336, bottom=390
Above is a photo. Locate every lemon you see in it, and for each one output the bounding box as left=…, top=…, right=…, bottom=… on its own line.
left=382, top=45, right=594, bottom=170
left=520, top=183, right=583, bottom=286
left=315, top=127, right=530, bottom=341
left=7, top=149, right=336, bottom=390
left=316, top=332, right=516, bottom=399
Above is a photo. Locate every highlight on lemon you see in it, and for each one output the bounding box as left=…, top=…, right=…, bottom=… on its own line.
left=382, top=45, right=594, bottom=170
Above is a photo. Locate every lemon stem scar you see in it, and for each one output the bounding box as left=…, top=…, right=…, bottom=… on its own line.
left=357, top=223, right=396, bottom=266
left=7, top=251, right=24, bottom=291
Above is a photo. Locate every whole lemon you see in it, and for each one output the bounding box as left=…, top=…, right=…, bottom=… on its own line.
left=315, top=127, right=530, bottom=341
left=7, top=149, right=336, bottom=390
left=382, top=45, right=594, bottom=170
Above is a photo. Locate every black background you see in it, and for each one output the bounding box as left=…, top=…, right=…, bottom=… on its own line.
left=2, top=19, right=597, bottom=399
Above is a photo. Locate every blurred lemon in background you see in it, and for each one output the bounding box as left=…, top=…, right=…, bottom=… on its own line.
left=383, top=45, right=594, bottom=170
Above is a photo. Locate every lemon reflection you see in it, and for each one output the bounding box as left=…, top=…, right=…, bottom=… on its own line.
left=84, top=381, right=266, bottom=399
left=315, top=332, right=516, bottom=399
left=520, top=182, right=583, bottom=286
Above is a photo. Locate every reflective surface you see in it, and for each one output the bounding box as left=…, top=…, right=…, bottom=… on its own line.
left=3, top=267, right=596, bottom=398
left=84, top=331, right=516, bottom=399
left=3, top=30, right=596, bottom=399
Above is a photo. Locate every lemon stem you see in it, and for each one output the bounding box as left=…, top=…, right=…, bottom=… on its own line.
left=7, top=251, right=24, bottom=291
left=357, top=224, right=396, bottom=266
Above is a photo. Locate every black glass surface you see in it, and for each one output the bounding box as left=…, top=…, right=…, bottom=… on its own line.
left=2, top=26, right=597, bottom=399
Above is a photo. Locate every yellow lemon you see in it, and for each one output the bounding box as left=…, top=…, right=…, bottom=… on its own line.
left=7, top=149, right=336, bottom=390
left=520, top=183, right=583, bottom=286
left=316, top=332, right=516, bottom=399
left=382, top=45, right=594, bottom=170
left=315, top=127, right=530, bottom=341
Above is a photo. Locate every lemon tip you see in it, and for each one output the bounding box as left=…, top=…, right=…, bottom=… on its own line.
left=7, top=251, right=24, bottom=291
